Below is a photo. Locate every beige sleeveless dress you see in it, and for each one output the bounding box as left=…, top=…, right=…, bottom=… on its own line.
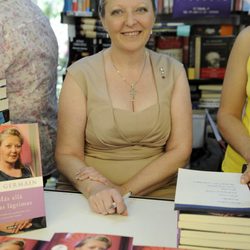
left=62, top=49, right=184, bottom=199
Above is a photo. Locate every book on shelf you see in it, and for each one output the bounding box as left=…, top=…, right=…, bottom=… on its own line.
left=197, top=84, right=222, bottom=108
left=198, top=84, right=223, bottom=91
left=194, top=35, right=235, bottom=79
left=156, top=36, right=186, bottom=63
left=175, top=168, right=250, bottom=249
left=0, top=123, right=46, bottom=236
left=198, top=100, right=220, bottom=109
left=242, top=0, right=250, bottom=11
left=200, top=92, right=221, bottom=99
left=172, top=0, right=231, bottom=18
left=68, top=37, right=99, bottom=65
left=191, top=24, right=234, bottom=37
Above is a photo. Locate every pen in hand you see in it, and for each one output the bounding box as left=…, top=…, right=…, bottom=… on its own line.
left=110, top=192, right=132, bottom=209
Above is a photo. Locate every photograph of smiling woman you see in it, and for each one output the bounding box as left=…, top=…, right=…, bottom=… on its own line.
left=0, top=127, right=34, bottom=182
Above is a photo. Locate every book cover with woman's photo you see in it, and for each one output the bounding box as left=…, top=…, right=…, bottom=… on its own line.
left=0, top=123, right=46, bottom=236
left=45, top=232, right=133, bottom=250
left=0, top=235, right=49, bottom=250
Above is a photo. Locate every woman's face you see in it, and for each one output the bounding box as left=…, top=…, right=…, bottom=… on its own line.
left=0, top=135, right=22, bottom=164
left=0, top=243, right=21, bottom=250
left=101, top=0, right=155, bottom=52
left=77, top=239, right=108, bottom=250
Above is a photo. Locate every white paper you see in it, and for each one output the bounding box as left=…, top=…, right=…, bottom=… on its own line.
left=175, top=168, right=250, bottom=211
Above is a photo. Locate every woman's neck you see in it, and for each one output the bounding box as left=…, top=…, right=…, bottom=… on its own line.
left=108, top=47, right=147, bottom=68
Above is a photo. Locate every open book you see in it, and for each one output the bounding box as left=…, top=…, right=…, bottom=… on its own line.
left=174, top=168, right=250, bottom=215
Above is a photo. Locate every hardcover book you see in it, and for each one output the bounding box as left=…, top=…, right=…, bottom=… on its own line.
left=194, top=35, right=235, bottom=79
left=45, top=232, right=133, bottom=250
left=173, top=0, right=231, bottom=18
left=242, top=0, right=250, bottom=11
left=0, top=123, right=46, bottom=236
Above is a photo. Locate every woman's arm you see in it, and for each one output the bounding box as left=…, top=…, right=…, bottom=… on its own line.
left=55, top=73, right=126, bottom=215
left=217, top=26, right=250, bottom=164
left=120, top=66, right=193, bottom=196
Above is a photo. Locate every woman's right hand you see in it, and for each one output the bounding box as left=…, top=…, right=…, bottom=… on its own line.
left=76, top=167, right=111, bottom=186
left=87, top=181, right=128, bottom=216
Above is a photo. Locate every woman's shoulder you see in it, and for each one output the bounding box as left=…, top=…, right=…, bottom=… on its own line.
left=235, top=26, right=250, bottom=47
left=68, top=51, right=103, bottom=71
left=149, top=49, right=184, bottom=69
left=149, top=49, right=185, bottom=79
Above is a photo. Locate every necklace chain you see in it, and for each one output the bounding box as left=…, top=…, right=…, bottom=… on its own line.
left=111, top=52, right=147, bottom=109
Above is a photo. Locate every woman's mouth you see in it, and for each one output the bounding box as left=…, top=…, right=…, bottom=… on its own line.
left=122, top=31, right=141, bottom=36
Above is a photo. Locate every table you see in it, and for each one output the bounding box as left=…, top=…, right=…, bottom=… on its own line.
left=18, top=191, right=178, bottom=247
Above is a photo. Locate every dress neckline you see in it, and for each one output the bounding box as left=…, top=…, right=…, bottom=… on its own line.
left=102, top=49, right=161, bottom=144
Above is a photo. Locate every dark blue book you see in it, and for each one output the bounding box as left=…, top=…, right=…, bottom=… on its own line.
left=173, top=0, right=231, bottom=18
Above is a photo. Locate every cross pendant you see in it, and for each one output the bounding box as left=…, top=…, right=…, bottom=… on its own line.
left=129, top=83, right=136, bottom=101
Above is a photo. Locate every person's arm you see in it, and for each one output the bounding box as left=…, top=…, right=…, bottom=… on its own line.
left=120, top=66, right=193, bottom=196
left=217, top=27, right=250, bottom=164
left=55, top=73, right=126, bottom=215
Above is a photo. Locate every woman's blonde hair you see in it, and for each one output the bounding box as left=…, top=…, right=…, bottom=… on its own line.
left=75, top=235, right=112, bottom=249
left=98, top=0, right=156, bottom=18
left=0, top=127, right=24, bottom=169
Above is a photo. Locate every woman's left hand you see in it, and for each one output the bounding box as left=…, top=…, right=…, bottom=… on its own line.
left=87, top=181, right=128, bottom=216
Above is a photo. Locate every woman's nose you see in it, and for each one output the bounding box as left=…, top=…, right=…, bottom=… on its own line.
left=125, top=12, right=137, bottom=26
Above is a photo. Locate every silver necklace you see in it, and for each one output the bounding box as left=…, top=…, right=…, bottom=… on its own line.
left=111, top=52, right=147, bottom=111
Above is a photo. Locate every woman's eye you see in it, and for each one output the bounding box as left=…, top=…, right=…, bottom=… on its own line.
left=136, top=7, right=148, bottom=13
left=111, top=9, right=123, bottom=16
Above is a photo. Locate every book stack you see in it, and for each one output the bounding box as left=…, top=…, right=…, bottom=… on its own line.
left=174, top=168, right=250, bottom=250
left=0, top=79, right=9, bottom=124
left=198, top=84, right=222, bottom=109
left=75, top=17, right=109, bottom=39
